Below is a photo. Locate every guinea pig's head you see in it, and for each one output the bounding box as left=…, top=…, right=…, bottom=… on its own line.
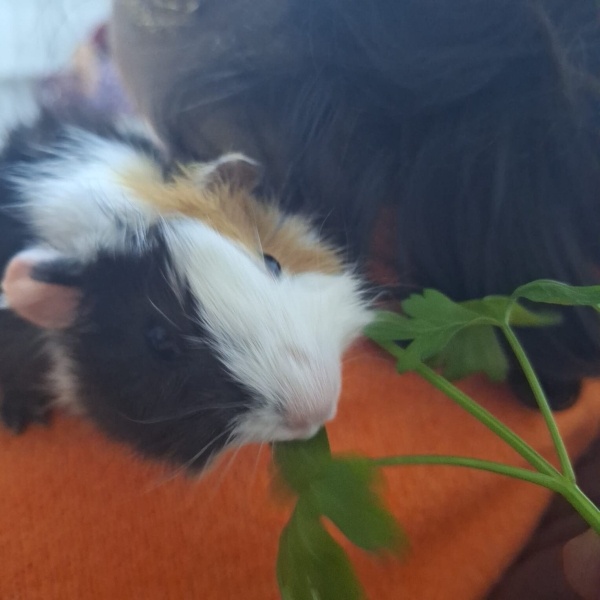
left=2, top=154, right=372, bottom=470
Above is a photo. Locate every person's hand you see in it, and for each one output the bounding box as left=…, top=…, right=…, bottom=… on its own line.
left=489, top=437, right=600, bottom=599
left=563, top=528, right=600, bottom=600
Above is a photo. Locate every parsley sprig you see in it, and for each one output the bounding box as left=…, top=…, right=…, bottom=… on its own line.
left=273, top=280, right=600, bottom=599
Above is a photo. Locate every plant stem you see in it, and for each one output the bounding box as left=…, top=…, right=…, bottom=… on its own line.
left=371, top=336, right=600, bottom=534
left=373, top=340, right=559, bottom=477
left=555, top=482, right=600, bottom=535
left=371, top=455, right=562, bottom=490
left=501, top=323, right=577, bottom=483
left=372, top=454, right=600, bottom=534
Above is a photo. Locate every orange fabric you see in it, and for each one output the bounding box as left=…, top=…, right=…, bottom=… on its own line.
left=1, top=341, right=599, bottom=600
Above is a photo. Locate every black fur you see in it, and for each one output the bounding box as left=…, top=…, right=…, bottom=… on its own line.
left=0, top=313, right=53, bottom=433
left=141, top=0, right=600, bottom=407
left=0, top=117, right=57, bottom=432
left=59, top=242, right=252, bottom=469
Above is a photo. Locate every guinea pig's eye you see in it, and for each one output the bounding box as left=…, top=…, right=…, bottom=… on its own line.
left=263, top=254, right=282, bottom=277
left=145, top=323, right=182, bottom=361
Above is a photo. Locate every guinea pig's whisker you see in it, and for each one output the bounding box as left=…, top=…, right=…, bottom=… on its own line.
left=183, top=335, right=210, bottom=349
left=115, top=402, right=250, bottom=425
left=206, top=429, right=247, bottom=500
left=368, top=286, right=395, bottom=305
left=342, top=351, right=391, bottom=367
left=147, top=425, right=237, bottom=490
left=249, top=217, right=264, bottom=258
left=250, top=442, right=266, bottom=490
left=152, top=373, right=191, bottom=411
left=148, top=298, right=180, bottom=330
left=316, top=207, right=335, bottom=241
left=159, top=264, right=186, bottom=310
left=180, top=425, right=237, bottom=474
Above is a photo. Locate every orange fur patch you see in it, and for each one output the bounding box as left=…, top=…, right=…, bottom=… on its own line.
left=122, top=166, right=343, bottom=275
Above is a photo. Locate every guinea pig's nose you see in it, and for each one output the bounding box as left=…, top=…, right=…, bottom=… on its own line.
left=283, top=404, right=336, bottom=434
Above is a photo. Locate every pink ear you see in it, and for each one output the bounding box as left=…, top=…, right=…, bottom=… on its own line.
left=2, top=250, right=81, bottom=330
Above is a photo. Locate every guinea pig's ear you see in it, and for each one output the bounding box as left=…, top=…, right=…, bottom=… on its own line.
left=189, top=153, right=262, bottom=191
left=1, top=248, right=83, bottom=330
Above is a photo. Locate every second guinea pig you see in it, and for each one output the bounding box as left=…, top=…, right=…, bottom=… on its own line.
left=0, top=113, right=372, bottom=471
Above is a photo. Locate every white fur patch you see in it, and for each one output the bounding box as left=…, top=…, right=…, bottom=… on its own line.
left=11, top=127, right=163, bottom=260
left=45, top=338, right=83, bottom=413
left=162, top=219, right=373, bottom=444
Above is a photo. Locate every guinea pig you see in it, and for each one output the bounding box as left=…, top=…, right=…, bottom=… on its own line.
left=0, top=113, right=372, bottom=470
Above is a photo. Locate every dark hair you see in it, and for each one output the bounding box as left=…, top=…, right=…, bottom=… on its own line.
left=113, top=0, right=600, bottom=407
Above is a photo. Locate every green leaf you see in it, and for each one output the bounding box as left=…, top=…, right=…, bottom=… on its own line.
left=461, top=296, right=559, bottom=327
left=427, top=297, right=555, bottom=381
left=428, top=325, right=509, bottom=382
left=395, top=290, right=496, bottom=365
left=277, top=499, right=366, bottom=600
left=274, top=432, right=406, bottom=600
left=401, top=289, right=495, bottom=331
left=513, top=280, right=600, bottom=309
left=273, top=428, right=331, bottom=494
left=395, top=346, right=425, bottom=373
left=365, top=291, right=559, bottom=378
left=309, top=458, right=405, bottom=554
left=277, top=523, right=316, bottom=600
left=363, top=311, right=417, bottom=342
left=365, top=292, right=494, bottom=349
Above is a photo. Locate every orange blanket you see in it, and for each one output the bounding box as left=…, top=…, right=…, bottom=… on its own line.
left=1, top=340, right=599, bottom=600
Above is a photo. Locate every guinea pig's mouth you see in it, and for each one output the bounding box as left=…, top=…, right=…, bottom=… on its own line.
left=271, top=422, right=322, bottom=442
left=233, top=402, right=337, bottom=445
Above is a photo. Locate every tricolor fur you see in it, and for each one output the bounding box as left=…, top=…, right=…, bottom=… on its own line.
left=0, top=114, right=371, bottom=469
